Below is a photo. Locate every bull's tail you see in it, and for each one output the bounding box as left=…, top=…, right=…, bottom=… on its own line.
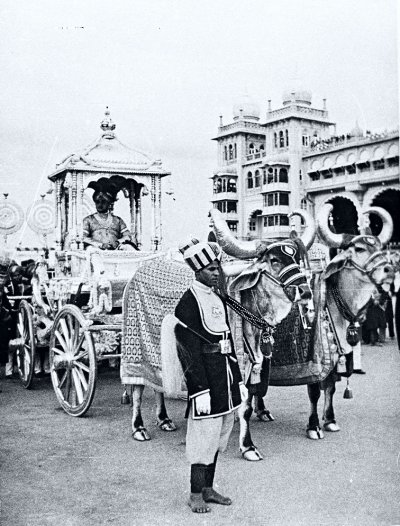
left=160, top=314, right=186, bottom=398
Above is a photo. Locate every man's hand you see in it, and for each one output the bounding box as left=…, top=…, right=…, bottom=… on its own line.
left=195, top=392, right=211, bottom=415
left=239, top=383, right=248, bottom=402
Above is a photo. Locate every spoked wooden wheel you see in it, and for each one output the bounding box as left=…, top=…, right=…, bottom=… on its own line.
left=50, top=305, right=97, bottom=417
left=16, top=300, right=36, bottom=389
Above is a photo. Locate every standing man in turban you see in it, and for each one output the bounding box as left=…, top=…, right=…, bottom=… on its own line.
left=82, top=190, right=136, bottom=250
left=175, top=241, right=247, bottom=514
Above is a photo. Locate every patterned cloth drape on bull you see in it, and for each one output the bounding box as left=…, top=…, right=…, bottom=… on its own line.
left=120, top=257, right=193, bottom=390
left=230, top=272, right=337, bottom=386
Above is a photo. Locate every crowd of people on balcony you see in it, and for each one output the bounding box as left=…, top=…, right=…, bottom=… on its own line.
left=310, top=129, right=397, bottom=152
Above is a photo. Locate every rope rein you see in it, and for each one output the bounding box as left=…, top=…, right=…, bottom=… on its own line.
left=219, top=292, right=273, bottom=332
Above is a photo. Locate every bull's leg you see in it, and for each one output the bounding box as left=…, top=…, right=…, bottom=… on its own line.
left=131, top=385, right=151, bottom=441
left=154, top=390, right=177, bottom=432
left=307, top=382, right=324, bottom=440
left=254, top=358, right=274, bottom=422
left=322, top=373, right=340, bottom=432
left=239, top=392, right=263, bottom=461
left=254, top=396, right=275, bottom=421
left=239, top=322, right=264, bottom=460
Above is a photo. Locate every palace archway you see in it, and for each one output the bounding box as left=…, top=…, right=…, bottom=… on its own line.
left=326, top=196, right=359, bottom=235
left=369, top=188, right=400, bottom=244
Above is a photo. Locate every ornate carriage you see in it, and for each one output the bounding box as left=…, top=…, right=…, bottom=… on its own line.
left=5, top=109, right=172, bottom=416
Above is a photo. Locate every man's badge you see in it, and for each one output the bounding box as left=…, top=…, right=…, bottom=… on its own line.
left=212, top=305, right=223, bottom=318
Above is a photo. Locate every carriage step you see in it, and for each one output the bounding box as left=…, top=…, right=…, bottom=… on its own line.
left=88, top=324, right=121, bottom=331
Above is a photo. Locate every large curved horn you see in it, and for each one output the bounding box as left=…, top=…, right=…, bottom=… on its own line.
left=289, top=209, right=316, bottom=249
left=209, top=209, right=265, bottom=259
left=316, top=204, right=345, bottom=248
left=362, top=206, right=393, bottom=246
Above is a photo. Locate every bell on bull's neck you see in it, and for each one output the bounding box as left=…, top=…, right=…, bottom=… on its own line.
left=121, top=387, right=131, bottom=405
left=343, top=379, right=353, bottom=399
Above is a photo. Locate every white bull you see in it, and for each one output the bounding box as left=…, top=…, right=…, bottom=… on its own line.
left=210, top=204, right=394, bottom=460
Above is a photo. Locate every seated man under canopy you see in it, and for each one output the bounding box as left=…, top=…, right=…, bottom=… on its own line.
left=82, top=188, right=138, bottom=251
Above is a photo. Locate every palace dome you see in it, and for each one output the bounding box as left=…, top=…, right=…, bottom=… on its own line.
left=233, top=94, right=260, bottom=121
left=282, top=88, right=312, bottom=106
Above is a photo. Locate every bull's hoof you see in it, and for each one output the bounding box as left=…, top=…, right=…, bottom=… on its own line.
left=256, top=409, right=275, bottom=422
left=132, top=427, right=151, bottom=441
left=241, top=446, right=264, bottom=461
left=324, top=422, right=340, bottom=432
left=157, top=418, right=177, bottom=432
left=307, top=426, right=325, bottom=440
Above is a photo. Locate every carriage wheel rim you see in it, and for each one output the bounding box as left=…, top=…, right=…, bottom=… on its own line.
left=50, top=305, right=97, bottom=417
left=16, top=300, right=35, bottom=388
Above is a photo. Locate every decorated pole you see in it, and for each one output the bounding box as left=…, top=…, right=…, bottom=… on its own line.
left=26, top=195, right=55, bottom=248
left=0, top=194, right=24, bottom=247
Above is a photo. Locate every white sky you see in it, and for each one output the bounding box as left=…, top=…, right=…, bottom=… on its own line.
left=0, top=0, right=398, bottom=248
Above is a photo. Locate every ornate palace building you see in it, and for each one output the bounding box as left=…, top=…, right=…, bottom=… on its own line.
left=211, top=90, right=400, bottom=244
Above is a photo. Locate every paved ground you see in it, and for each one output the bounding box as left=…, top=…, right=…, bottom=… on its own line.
left=1, top=341, right=400, bottom=526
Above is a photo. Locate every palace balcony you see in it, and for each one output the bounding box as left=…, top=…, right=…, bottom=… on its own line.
left=261, top=204, right=290, bottom=215
left=216, top=211, right=238, bottom=221
left=211, top=191, right=238, bottom=201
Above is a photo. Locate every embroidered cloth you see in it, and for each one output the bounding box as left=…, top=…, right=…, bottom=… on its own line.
left=229, top=273, right=337, bottom=386
left=120, top=257, right=193, bottom=390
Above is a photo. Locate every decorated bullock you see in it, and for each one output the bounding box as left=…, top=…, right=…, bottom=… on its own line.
left=120, top=208, right=314, bottom=444
left=210, top=204, right=394, bottom=460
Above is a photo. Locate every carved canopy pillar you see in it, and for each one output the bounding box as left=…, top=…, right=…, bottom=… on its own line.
left=135, top=190, right=142, bottom=249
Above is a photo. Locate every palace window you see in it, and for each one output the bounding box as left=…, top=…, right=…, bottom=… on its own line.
left=227, top=179, right=236, bottom=192
left=234, top=143, right=237, bottom=159
left=302, top=135, right=310, bottom=147
left=254, top=170, right=261, bottom=187
left=309, top=171, right=320, bottom=181
left=388, top=156, right=399, bottom=167
left=346, top=164, right=356, bottom=174
left=249, top=143, right=255, bottom=155
left=249, top=218, right=256, bottom=231
left=264, top=215, right=290, bottom=227
left=373, top=159, right=385, bottom=170
left=247, top=171, right=254, bottom=189
left=286, top=129, right=289, bottom=147
left=228, top=222, right=237, bottom=233
left=274, top=132, right=278, bottom=148
left=301, top=198, right=307, bottom=210
left=224, top=146, right=227, bottom=161
left=214, top=178, right=222, bottom=193
left=228, top=144, right=233, bottom=160
left=279, top=168, right=288, bottom=183
left=358, top=161, right=370, bottom=173
left=333, top=166, right=345, bottom=176
left=227, top=202, right=237, bottom=214
left=279, top=131, right=285, bottom=148
left=264, top=192, right=290, bottom=207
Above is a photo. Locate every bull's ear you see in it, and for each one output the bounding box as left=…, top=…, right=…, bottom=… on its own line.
left=323, top=249, right=349, bottom=280
left=229, top=261, right=264, bottom=293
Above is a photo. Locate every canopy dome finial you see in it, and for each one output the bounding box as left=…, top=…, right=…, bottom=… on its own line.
left=100, top=106, right=116, bottom=137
